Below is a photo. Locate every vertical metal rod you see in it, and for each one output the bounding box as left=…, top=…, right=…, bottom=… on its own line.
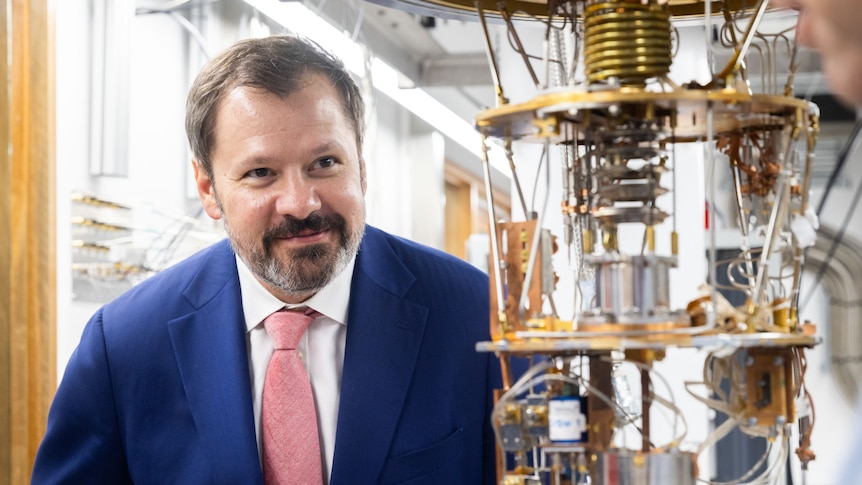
left=730, top=144, right=756, bottom=286
left=706, top=102, right=718, bottom=328
left=543, top=37, right=551, bottom=91
left=751, top=126, right=794, bottom=312
left=518, top=139, right=551, bottom=320
left=730, top=157, right=749, bottom=237
left=499, top=6, right=541, bottom=87
left=476, top=0, right=507, bottom=106
left=705, top=0, right=715, bottom=76
left=671, top=120, right=679, bottom=257
left=567, top=2, right=581, bottom=85
left=791, top=109, right=817, bottom=318
left=641, top=368, right=652, bottom=453
left=482, top=138, right=508, bottom=322
left=671, top=122, right=678, bottom=236
left=505, top=138, right=530, bottom=218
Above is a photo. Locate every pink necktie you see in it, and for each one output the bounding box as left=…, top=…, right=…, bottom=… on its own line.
left=262, top=309, right=323, bottom=485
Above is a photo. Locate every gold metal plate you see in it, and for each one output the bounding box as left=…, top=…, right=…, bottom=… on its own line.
left=475, top=90, right=811, bottom=142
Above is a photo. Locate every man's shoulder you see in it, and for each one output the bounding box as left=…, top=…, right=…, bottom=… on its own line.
left=102, top=239, right=235, bottom=317
left=133, top=238, right=232, bottom=287
left=363, top=225, right=486, bottom=278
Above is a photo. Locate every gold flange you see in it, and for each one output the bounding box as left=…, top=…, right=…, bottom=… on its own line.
left=475, top=90, right=812, bottom=142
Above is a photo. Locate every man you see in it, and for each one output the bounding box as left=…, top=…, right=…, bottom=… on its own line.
left=774, top=0, right=862, bottom=107
left=32, top=35, right=499, bottom=484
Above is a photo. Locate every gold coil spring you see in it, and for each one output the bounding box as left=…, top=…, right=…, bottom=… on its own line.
left=583, top=1, right=672, bottom=85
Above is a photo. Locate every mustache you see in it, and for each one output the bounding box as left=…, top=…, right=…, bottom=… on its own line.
left=263, top=213, right=344, bottom=242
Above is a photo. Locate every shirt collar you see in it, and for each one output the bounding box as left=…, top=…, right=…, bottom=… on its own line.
left=236, top=253, right=355, bottom=332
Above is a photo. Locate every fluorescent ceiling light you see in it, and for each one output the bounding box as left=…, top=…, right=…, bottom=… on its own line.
left=243, top=0, right=508, bottom=174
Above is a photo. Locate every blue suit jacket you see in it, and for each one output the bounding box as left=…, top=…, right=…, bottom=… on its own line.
left=33, top=226, right=499, bottom=484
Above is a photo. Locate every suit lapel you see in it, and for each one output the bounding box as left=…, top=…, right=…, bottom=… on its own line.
left=330, top=228, right=429, bottom=483
left=167, top=242, right=263, bottom=483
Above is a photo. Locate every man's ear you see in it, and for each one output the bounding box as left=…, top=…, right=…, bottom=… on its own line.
left=192, top=160, right=222, bottom=220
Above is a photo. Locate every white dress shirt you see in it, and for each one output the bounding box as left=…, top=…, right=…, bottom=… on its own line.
left=236, top=254, right=353, bottom=484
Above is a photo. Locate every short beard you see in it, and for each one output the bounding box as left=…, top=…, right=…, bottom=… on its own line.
left=218, top=198, right=363, bottom=299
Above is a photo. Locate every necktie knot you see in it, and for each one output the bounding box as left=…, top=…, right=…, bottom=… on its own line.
left=264, top=309, right=316, bottom=350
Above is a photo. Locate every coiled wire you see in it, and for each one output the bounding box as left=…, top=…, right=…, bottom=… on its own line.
left=583, top=1, right=672, bottom=84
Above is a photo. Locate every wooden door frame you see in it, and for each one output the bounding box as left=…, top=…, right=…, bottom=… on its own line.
left=1, top=0, right=57, bottom=482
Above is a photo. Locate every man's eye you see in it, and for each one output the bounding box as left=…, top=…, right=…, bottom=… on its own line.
left=247, top=168, right=271, bottom=178
left=313, top=157, right=336, bottom=170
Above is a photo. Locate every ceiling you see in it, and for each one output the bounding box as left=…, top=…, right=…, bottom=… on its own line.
left=307, top=0, right=499, bottom=120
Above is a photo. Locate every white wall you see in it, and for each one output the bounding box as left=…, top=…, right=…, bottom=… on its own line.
left=57, top=4, right=201, bottom=375
left=363, top=92, right=446, bottom=245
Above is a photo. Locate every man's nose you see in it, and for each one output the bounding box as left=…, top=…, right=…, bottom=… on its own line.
left=274, top=174, right=322, bottom=220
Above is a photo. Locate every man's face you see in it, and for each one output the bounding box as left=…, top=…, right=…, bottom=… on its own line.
left=194, top=73, right=367, bottom=303
left=778, top=0, right=862, bottom=107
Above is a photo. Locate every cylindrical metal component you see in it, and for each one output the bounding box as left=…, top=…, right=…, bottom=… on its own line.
left=603, top=226, right=618, bottom=252
left=583, top=1, right=672, bottom=84
left=591, top=450, right=696, bottom=485
left=584, top=227, right=595, bottom=254
left=773, top=297, right=790, bottom=329
left=588, top=254, right=675, bottom=320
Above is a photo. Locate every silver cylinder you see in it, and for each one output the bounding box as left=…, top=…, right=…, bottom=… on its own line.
left=591, top=450, right=695, bottom=485
left=588, top=253, right=676, bottom=321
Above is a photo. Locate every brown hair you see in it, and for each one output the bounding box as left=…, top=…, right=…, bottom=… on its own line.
left=185, top=35, right=365, bottom=180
